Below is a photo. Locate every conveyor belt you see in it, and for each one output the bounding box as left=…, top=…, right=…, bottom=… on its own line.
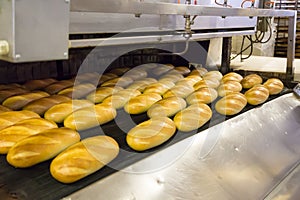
left=0, top=89, right=293, bottom=200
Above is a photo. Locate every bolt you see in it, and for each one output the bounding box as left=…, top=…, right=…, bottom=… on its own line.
left=15, top=54, right=21, bottom=59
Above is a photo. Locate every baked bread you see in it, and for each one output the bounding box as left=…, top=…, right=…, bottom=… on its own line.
left=174, top=66, right=191, bottom=76
left=151, top=64, right=174, bottom=76
left=126, top=78, right=157, bottom=92
left=50, top=136, right=119, bottom=184
left=147, top=96, right=186, bottom=118
left=193, top=79, right=220, bottom=90
left=175, top=75, right=202, bottom=87
left=23, top=95, right=71, bottom=116
left=186, top=87, right=218, bottom=105
left=143, top=80, right=175, bottom=95
left=217, top=81, right=243, bottom=97
left=101, top=77, right=134, bottom=88
left=75, top=72, right=99, bottom=84
left=0, top=87, right=29, bottom=103
left=124, top=93, right=162, bottom=115
left=0, top=118, right=58, bottom=154
left=0, top=105, right=11, bottom=113
left=189, top=68, right=208, bottom=77
left=221, top=72, right=243, bottom=83
left=44, top=100, right=94, bottom=123
left=126, top=117, right=176, bottom=151
left=86, top=86, right=123, bottom=104
left=102, top=89, right=141, bottom=109
left=23, top=78, right=57, bottom=91
left=159, top=73, right=184, bottom=83
left=0, top=83, right=24, bottom=90
left=64, top=104, right=117, bottom=131
left=109, top=67, right=130, bottom=76
left=123, top=68, right=148, bottom=80
left=98, top=73, right=119, bottom=85
left=58, top=83, right=96, bottom=99
left=0, top=110, right=40, bottom=131
left=202, top=71, right=223, bottom=81
left=44, top=80, right=74, bottom=95
left=215, top=92, right=247, bottom=115
left=174, top=103, right=212, bottom=132
left=163, top=84, right=194, bottom=99
left=7, top=128, right=80, bottom=168
left=263, top=78, right=284, bottom=95
left=245, top=85, right=269, bottom=105
left=2, top=91, right=50, bottom=110
left=241, top=74, right=263, bottom=89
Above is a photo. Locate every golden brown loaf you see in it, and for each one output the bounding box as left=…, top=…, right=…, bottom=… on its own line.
left=0, top=83, right=24, bottom=90
left=174, top=66, right=191, bottom=76
left=151, top=64, right=174, bottom=76
left=123, top=68, right=148, bottom=80
left=50, top=136, right=119, bottom=184
left=217, top=81, right=243, bottom=97
left=186, top=87, right=218, bottom=105
left=98, top=73, right=119, bottom=85
left=44, top=80, right=74, bottom=95
left=22, top=95, right=71, bottom=116
left=159, top=73, right=184, bottom=83
left=0, top=118, right=58, bottom=154
left=0, top=110, right=40, bottom=131
left=263, top=78, right=284, bottom=95
left=193, top=79, right=220, bottom=90
left=0, top=105, right=11, bottom=113
left=202, top=71, right=223, bottom=81
left=58, top=83, right=96, bottom=99
left=221, top=72, right=243, bottom=83
left=126, top=78, right=157, bottom=92
left=126, top=117, right=176, bottom=151
left=143, top=80, right=175, bottom=95
left=64, top=104, right=117, bottom=131
left=23, top=78, right=57, bottom=91
left=189, top=68, right=208, bottom=77
left=175, top=75, right=202, bottom=87
left=241, top=74, right=263, bottom=89
left=215, top=92, right=247, bottom=115
left=147, top=96, right=186, bottom=118
left=163, top=84, right=194, bottom=99
left=7, top=128, right=80, bottom=168
left=44, top=100, right=94, bottom=123
left=109, top=67, right=130, bottom=76
left=174, top=103, right=212, bottom=132
left=86, top=86, right=123, bottom=103
left=245, top=85, right=269, bottom=105
left=124, top=93, right=162, bottom=115
left=2, top=91, right=50, bottom=110
left=75, top=72, right=99, bottom=84
left=0, top=87, right=29, bottom=103
left=102, top=89, right=141, bottom=109
left=101, top=77, right=134, bottom=88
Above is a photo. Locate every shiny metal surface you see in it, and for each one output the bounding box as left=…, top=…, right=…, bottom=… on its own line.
left=66, top=93, right=300, bottom=200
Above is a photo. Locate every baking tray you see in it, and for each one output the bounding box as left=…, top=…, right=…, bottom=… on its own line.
left=0, top=89, right=293, bottom=200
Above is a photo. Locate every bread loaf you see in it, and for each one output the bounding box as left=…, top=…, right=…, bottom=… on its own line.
left=174, top=103, right=212, bottom=132
left=23, top=78, right=57, bottom=91
left=7, top=128, right=80, bottom=168
left=44, top=100, right=94, bottom=123
left=98, top=73, right=119, bottom=85
left=0, top=83, right=24, bottom=90
left=75, top=72, right=99, bottom=84
left=0, top=110, right=40, bottom=131
left=241, top=74, right=263, bottom=89
left=44, top=80, right=74, bottom=95
left=126, top=78, right=157, bottom=92
left=217, top=81, right=243, bottom=97
left=23, top=95, right=71, bottom=116
left=151, top=64, right=174, bottom=76
left=123, top=68, right=148, bottom=80
left=174, top=66, right=191, bottom=75
left=159, top=73, right=184, bottom=83
left=86, top=86, right=123, bottom=104
left=50, top=136, right=119, bottom=184
left=263, top=78, right=284, bottom=95
left=245, top=85, right=269, bottom=105
left=189, top=68, right=208, bottom=77
left=0, top=105, right=11, bottom=113
left=186, top=87, right=218, bottom=105
left=58, top=83, right=96, bottom=99
left=0, top=87, right=29, bottom=103
left=109, top=67, right=130, bottom=76
left=102, top=89, right=141, bottom=109
left=124, top=93, right=162, bottom=115
left=163, top=84, right=194, bottom=99
left=101, top=77, right=134, bottom=88
left=3, top=91, right=50, bottom=110
left=126, top=117, right=176, bottom=151
left=143, top=80, right=175, bottom=95
left=175, top=75, right=202, bottom=87
left=215, top=92, right=247, bottom=115
left=147, top=96, right=186, bottom=118
left=202, top=71, right=223, bottom=81
left=193, top=79, right=220, bottom=90
left=221, top=72, right=243, bottom=83
left=0, top=118, right=57, bottom=154
left=64, top=104, right=117, bottom=131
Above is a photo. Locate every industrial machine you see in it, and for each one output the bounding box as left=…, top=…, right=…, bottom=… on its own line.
left=0, top=0, right=299, bottom=199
